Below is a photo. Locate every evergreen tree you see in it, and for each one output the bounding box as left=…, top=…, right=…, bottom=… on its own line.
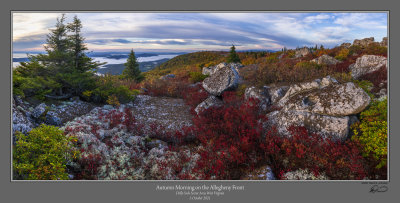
left=122, top=49, right=143, bottom=82
left=227, top=45, right=241, bottom=63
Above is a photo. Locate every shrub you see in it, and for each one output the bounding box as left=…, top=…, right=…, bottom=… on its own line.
left=352, top=98, right=387, bottom=169
left=262, top=126, right=368, bottom=180
left=90, top=75, right=139, bottom=104
left=106, top=94, right=120, bottom=107
left=335, top=48, right=350, bottom=61
left=189, top=72, right=208, bottom=83
left=189, top=92, right=267, bottom=179
left=13, top=124, right=79, bottom=180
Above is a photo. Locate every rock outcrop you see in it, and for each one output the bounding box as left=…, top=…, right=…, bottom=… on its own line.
left=202, top=63, right=240, bottom=96
left=353, top=37, right=376, bottom=47
left=202, top=62, right=243, bottom=76
left=159, top=74, right=175, bottom=80
left=380, top=37, right=388, bottom=47
left=31, top=103, right=47, bottom=119
left=12, top=100, right=34, bottom=135
left=349, top=55, right=387, bottom=79
left=194, top=95, right=223, bottom=114
left=267, top=76, right=370, bottom=141
left=294, top=47, right=311, bottom=58
left=244, top=86, right=271, bottom=111
left=340, top=42, right=351, bottom=49
left=311, top=54, right=340, bottom=65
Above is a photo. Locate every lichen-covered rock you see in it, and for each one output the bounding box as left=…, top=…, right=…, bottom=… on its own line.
left=340, top=42, right=351, bottom=48
left=194, top=96, right=223, bottom=114
left=278, top=77, right=336, bottom=107
left=159, top=74, right=175, bottom=80
left=295, top=47, right=311, bottom=58
left=202, top=62, right=243, bottom=76
left=202, top=64, right=240, bottom=96
left=267, top=110, right=352, bottom=141
left=353, top=37, right=375, bottom=47
left=349, top=55, right=387, bottom=79
left=268, top=86, right=289, bottom=105
left=12, top=102, right=34, bottom=135
left=283, top=82, right=371, bottom=116
left=311, top=54, right=340, bottom=65
left=45, top=111, right=62, bottom=126
left=282, top=168, right=329, bottom=180
left=380, top=37, right=388, bottom=47
left=244, top=86, right=271, bottom=111
left=268, top=77, right=370, bottom=141
left=31, top=103, right=47, bottom=118
left=243, top=165, right=275, bottom=180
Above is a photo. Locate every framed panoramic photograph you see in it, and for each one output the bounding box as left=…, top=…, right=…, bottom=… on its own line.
left=3, top=0, right=398, bottom=202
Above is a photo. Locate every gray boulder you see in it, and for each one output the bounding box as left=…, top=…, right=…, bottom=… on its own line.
left=295, top=47, right=311, bottom=58
left=159, top=74, right=175, bottom=80
left=349, top=55, right=387, bottom=79
left=267, top=110, right=352, bottom=142
left=380, top=37, right=388, bottom=47
left=12, top=102, right=34, bottom=135
left=202, top=62, right=243, bottom=76
left=268, top=86, right=289, bottom=105
left=311, top=54, right=340, bottom=65
left=45, top=111, right=62, bottom=126
left=31, top=103, right=47, bottom=118
left=353, top=37, right=375, bottom=47
left=194, top=96, right=223, bottom=114
left=282, top=82, right=370, bottom=116
left=202, top=64, right=240, bottom=96
left=340, top=42, right=351, bottom=49
left=244, top=86, right=271, bottom=111
left=268, top=76, right=370, bottom=141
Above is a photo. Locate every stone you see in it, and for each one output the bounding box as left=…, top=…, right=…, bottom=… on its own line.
left=159, top=74, right=175, bottom=80
left=194, top=96, right=223, bottom=114
left=380, top=37, right=388, bottom=47
left=349, top=55, right=387, bottom=79
left=31, top=103, right=47, bottom=118
left=268, top=86, right=289, bottom=105
left=243, top=165, right=275, bottom=180
left=295, top=47, right=311, bottom=58
left=12, top=102, right=34, bottom=135
left=311, top=54, right=340, bottom=65
left=340, top=42, right=351, bottom=48
left=282, top=168, right=329, bottom=180
left=283, top=82, right=370, bottom=116
left=353, top=37, right=375, bottom=47
left=202, top=62, right=243, bottom=76
left=202, top=63, right=240, bottom=96
left=45, top=111, right=62, bottom=126
left=244, top=86, right=271, bottom=111
left=267, top=110, right=352, bottom=142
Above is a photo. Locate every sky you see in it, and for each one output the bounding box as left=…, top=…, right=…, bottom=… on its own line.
left=12, top=12, right=388, bottom=53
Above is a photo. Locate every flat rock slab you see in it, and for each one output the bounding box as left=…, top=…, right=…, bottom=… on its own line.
left=131, top=95, right=192, bottom=132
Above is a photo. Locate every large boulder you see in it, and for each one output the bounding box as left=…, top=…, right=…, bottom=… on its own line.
left=349, top=55, right=387, bottom=79
left=282, top=82, right=371, bottom=116
left=202, top=63, right=240, bottom=96
left=380, top=37, right=388, bottom=47
left=12, top=101, right=34, bottom=135
left=268, top=76, right=370, bottom=141
left=45, top=111, right=62, bottom=126
left=194, top=96, right=224, bottom=114
left=268, top=86, right=289, bottom=105
left=244, top=86, right=271, bottom=111
left=353, top=37, right=375, bottom=47
left=295, top=47, right=311, bottom=58
left=340, top=42, right=351, bottom=49
left=31, top=103, right=47, bottom=118
left=202, top=62, right=243, bottom=76
left=311, top=54, right=340, bottom=65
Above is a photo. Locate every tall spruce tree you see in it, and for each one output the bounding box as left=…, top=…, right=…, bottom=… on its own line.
left=227, top=45, right=241, bottom=63
left=122, top=49, right=143, bottom=82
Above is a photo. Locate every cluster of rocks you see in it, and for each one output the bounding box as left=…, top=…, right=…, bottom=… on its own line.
left=245, top=75, right=371, bottom=142
left=311, top=54, right=340, bottom=65
left=12, top=96, right=96, bottom=136
left=195, top=62, right=243, bottom=114
left=353, top=37, right=387, bottom=47
left=294, top=47, right=312, bottom=58
left=61, top=104, right=200, bottom=180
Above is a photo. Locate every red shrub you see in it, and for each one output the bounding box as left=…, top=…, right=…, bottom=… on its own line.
left=359, top=66, right=387, bottom=92
left=182, top=83, right=209, bottom=113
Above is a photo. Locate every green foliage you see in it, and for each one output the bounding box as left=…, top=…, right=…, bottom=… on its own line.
left=122, top=49, right=144, bottom=82
left=13, top=124, right=79, bottom=180
left=294, top=61, right=322, bottom=70
left=90, top=74, right=139, bottom=104
left=353, top=80, right=375, bottom=99
left=335, top=48, right=349, bottom=61
left=189, top=72, right=208, bottom=83
left=227, top=45, right=241, bottom=63
left=352, top=98, right=387, bottom=168
left=266, top=55, right=278, bottom=64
